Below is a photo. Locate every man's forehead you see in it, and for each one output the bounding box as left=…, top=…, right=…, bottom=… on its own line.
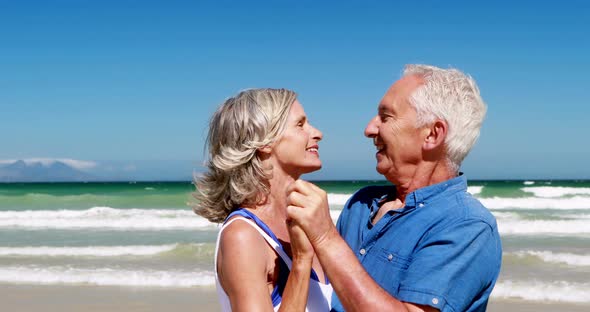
left=380, top=74, right=425, bottom=108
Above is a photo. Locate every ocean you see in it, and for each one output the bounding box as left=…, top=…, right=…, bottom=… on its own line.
left=1, top=180, right=589, bottom=310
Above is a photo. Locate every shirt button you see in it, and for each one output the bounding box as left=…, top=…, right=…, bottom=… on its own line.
left=432, top=298, right=439, bottom=305
left=359, top=248, right=366, bottom=255
left=418, top=203, right=425, bottom=207
left=387, top=254, right=393, bottom=261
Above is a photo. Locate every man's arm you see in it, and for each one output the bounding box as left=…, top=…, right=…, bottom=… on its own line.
left=287, top=180, right=437, bottom=312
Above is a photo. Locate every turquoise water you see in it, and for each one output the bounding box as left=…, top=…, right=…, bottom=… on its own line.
left=1, top=180, right=590, bottom=304
left=0, top=182, right=194, bottom=210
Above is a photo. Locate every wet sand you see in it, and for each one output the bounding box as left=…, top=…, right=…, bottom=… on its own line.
left=3, top=284, right=590, bottom=311
left=487, top=299, right=590, bottom=312
left=1, top=285, right=219, bottom=312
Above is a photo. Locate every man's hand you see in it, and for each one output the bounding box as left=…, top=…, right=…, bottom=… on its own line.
left=287, top=180, right=438, bottom=312
left=286, top=179, right=338, bottom=250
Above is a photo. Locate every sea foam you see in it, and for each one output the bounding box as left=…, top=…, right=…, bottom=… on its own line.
left=0, top=265, right=214, bottom=287
left=0, top=207, right=345, bottom=230
left=327, top=193, right=352, bottom=206
left=498, top=219, right=590, bottom=235
left=467, top=186, right=483, bottom=195
left=522, top=186, right=590, bottom=198
left=492, top=280, right=590, bottom=303
left=481, top=196, right=590, bottom=210
left=507, top=250, right=590, bottom=266
left=0, top=244, right=181, bottom=257
left=0, top=207, right=216, bottom=230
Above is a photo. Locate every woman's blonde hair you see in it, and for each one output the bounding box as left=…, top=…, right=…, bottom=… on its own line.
left=192, top=88, right=297, bottom=223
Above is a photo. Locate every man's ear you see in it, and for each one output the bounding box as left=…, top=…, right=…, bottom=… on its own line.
left=423, top=120, right=447, bottom=151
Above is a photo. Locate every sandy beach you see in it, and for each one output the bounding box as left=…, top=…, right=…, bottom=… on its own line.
left=2, top=285, right=219, bottom=312
left=3, top=284, right=590, bottom=311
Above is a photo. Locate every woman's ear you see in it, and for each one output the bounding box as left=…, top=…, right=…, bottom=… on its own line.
left=258, top=145, right=272, bottom=154
left=423, top=119, right=447, bottom=151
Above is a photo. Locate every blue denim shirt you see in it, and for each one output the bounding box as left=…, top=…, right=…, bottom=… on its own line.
left=331, top=175, right=502, bottom=312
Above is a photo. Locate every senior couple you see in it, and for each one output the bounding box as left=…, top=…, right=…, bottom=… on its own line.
left=194, top=64, right=502, bottom=312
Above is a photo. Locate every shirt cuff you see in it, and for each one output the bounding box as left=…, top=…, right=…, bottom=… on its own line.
left=397, top=287, right=453, bottom=312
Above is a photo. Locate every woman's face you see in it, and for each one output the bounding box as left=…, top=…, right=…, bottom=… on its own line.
left=271, top=100, right=323, bottom=178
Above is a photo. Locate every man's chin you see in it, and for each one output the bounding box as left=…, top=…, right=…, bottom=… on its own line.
left=375, top=165, right=388, bottom=176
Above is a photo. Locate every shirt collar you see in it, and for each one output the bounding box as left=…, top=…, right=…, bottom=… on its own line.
left=368, top=174, right=468, bottom=217
left=405, top=174, right=467, bottom=208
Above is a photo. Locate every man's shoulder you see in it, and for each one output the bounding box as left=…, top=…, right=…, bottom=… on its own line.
left=450, top=191, right=498, bottom=230
left=440, top=192, right=497, bottom=233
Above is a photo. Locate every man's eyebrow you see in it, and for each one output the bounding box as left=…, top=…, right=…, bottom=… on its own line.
left=378, top=104, right=391, bottom=113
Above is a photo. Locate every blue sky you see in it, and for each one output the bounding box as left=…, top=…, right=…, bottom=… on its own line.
left=1, top=0, right=589, bottom=180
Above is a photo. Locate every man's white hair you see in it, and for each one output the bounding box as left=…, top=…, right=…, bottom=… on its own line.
left=404, top=64, right=487, bottom=173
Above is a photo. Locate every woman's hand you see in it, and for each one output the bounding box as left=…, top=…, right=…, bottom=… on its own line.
left=280, top=219, right=313, bottom=312
left=287, top=179, right=338, bottom=251
left=287, top=219, right=314, bottom=262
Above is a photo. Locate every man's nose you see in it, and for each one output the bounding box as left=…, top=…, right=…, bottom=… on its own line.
left=364, top=116, right=379, bottom=138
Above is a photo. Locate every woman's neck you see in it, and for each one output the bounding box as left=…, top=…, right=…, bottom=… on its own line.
left=248, top=170, right=299, bottom=241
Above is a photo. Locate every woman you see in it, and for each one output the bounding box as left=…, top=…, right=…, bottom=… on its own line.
left=193, top=89, right=332, bottom=311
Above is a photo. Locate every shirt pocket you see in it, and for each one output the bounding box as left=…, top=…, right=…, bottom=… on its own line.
left=363, top=247, right=411, bottom=295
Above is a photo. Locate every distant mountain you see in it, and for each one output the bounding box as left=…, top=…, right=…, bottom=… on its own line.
left=0, top=160, right=96, bottom=182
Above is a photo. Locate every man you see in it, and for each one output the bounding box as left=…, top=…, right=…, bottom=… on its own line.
left=287, top=64, right=502, bottom=312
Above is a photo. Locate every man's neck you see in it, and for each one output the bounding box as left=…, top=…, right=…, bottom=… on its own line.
left=393, top=160, right=455, bottom=204
left=373, top=162, right=454, bottom=225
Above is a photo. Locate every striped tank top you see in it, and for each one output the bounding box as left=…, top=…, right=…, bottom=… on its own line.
left=214, top=208, right=333, bottom=311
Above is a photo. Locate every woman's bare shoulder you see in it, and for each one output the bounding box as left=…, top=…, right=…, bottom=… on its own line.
left=218, top=217, right=271, bottom=267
